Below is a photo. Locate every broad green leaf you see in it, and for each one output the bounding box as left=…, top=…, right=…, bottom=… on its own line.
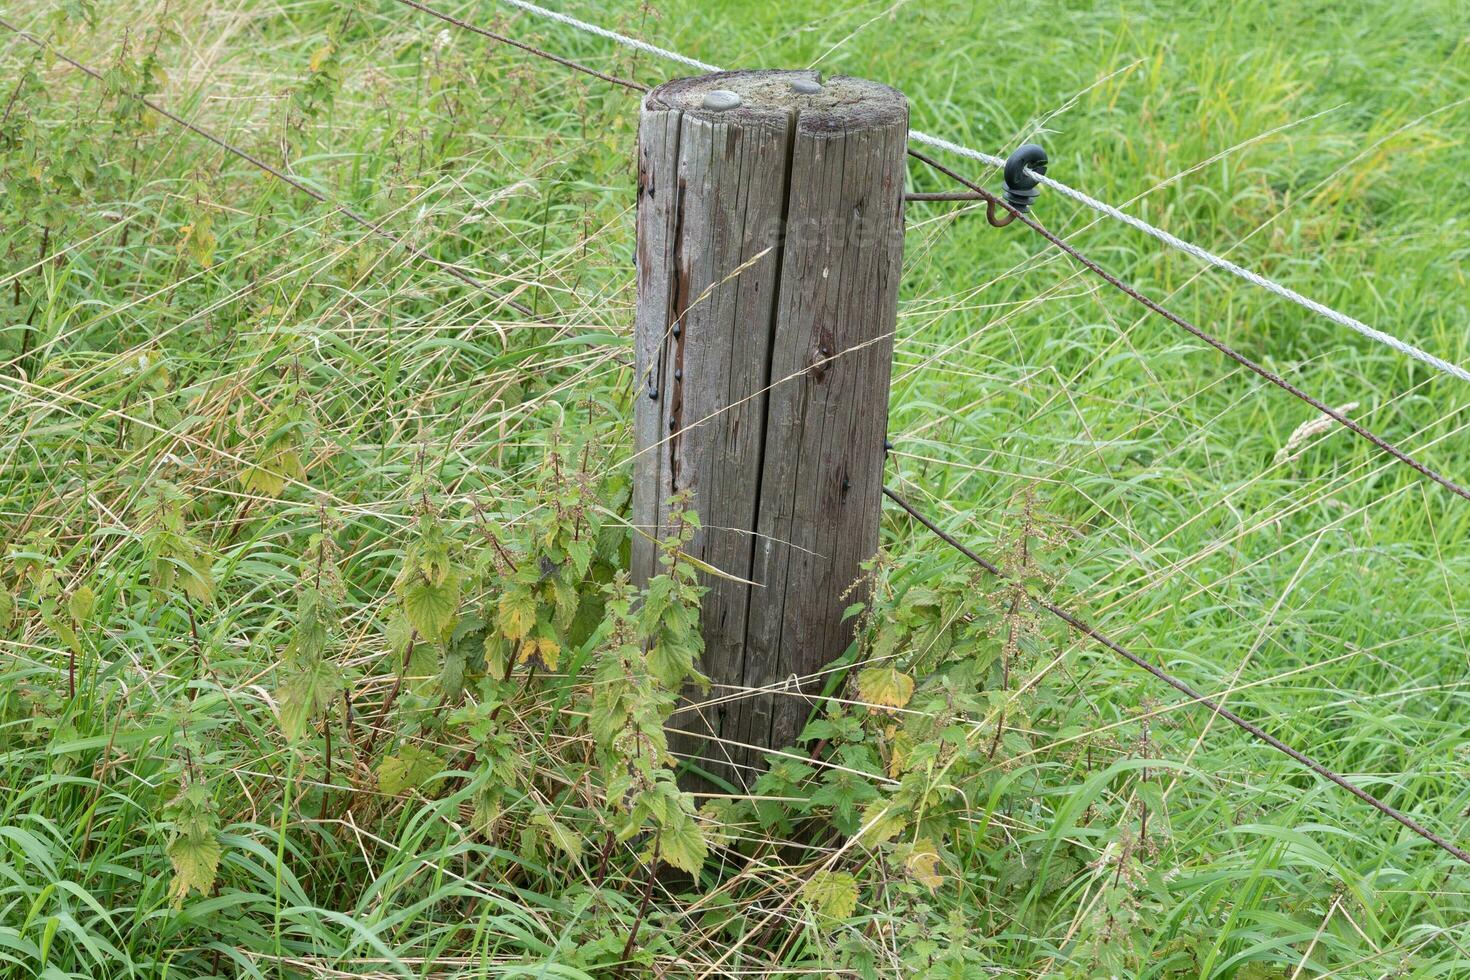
left=516, top=634, right=560, bottom=672
left=181, top=552, right=215, bottom=606
left=802, top=870, right=858, bottom=923
left=647, top=630, right=698, bottom=689
left=811, top=771, right=880, bottom=835
left=903, top=839, right=944, bottom=891
left=439, top=648, right=466, bottom=704
left=166, top=832, right=222, bottom=906
left=385, top=613, right=413, bottom=657
left=402, top=574, right=459, bottom=641
left=67, top=585, right=95, bottom=622
left=497, top=588, right=537, bottom=643
left=377, top=745, right=445, bottom=796
left=566, top=538, right=593, bottom=579
left=657, top=810, right=707, bottom=876
left=277, top=656, right=342, bottom=741
left=49, top=617, right=80, bottom=655
left=239, top=463, right=285, bottom=496
left=856, top=667, right=914, bottom=711
left=855, top=801, right=907, bottom=845
left=531, top=812, right=584, bottom=860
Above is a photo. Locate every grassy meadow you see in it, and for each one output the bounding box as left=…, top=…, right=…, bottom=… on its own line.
left=2, top=0, right=1469, bottom=976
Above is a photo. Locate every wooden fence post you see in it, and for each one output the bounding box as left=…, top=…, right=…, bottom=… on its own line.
left=633, top=70, right=907, bottom=789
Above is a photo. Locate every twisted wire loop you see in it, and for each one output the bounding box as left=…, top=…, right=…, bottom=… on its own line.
left=906, top=148, right=1470, bottom=505
left=881, top=486, right=1470, bottom=869
left=0, top=16, right=535, bottom=323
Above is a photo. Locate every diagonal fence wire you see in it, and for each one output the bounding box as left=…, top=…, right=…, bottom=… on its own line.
left=880, top=485, right=1470, bottom=868
left=19, top=0, right=1470, bottom=872
left=904, top=147, right=1470, bottom=505
left=389, top=0, right=1470, bottom=867
left=0, top=17, right=536, bottom=325
left=488, top=0, right=1470, bottom=384
left=394, top=0, right=648, bottom=92
left=388, top=0, right=1470, bottom=508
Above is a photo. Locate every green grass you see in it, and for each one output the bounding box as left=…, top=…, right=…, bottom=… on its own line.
left=2, top=0, right=1469, bottom=976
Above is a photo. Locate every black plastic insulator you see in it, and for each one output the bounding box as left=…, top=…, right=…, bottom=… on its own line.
left=1003, top=143, right=1048, bottom=212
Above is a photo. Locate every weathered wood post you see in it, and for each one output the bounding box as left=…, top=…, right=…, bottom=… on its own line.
left=633, top=70, right=907, bottom=789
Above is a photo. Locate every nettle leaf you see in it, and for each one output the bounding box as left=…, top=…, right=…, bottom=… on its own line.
left=551, top=577, right=580, bottom=630
left=800, top=717, right=839, bottom=742
left=656, top=809, right=707, bottom=876
left=531, top=812, right=584, bottom=860
left=449, top=616, right=488, bottom=674
left=407, top=642, right=441, bottom=695
left=166, top=832, right=222, bottom=906
left=402, top=573, right=460, bottom=642
left=277, top=656, right=342, bottom=741
left=497, top=587, right=537, bottom=643
left=640, top=574, right=676, bottom=628
left=385, top=612, right=414, bottom=658
left=163, top=780, right=221, bottom=907
left=696, top=799, right=740, bottom=850
left=484, top=631, right=510, bottom=680
left=567, top=538, right=593, bottom=579
left=68, top=585, right=95, bottom=622
left=811, top=771, right=881, bottom=835
left=855, top=800, right=907, bottom=845
left=412, top=518, right=453, bottom=586
left=50, top=616, right=80, bottom=655
left=802, top=870, right=859, bottom=923
left=902, top=838, right=944, bottom=892
left=517, top=626, right=560, bottom=672
left=239, top=463, right=284, bottom=497
left=180, top=552, right=215, bottom=606
left=377, top=745, right=445, bottom=796
left=856, top=668, right=915, bottom=711
left=1037, top=854, right=1081, bottom=898
left=293, top=589, right=331, bottom=660
left=647, top=628, right=698, bottom=689
left=439, top=647, right=467, bottom=704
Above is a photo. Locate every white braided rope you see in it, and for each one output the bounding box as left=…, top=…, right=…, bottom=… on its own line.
left=1027, top=172, right=1470, bottom=382
left=498, top=0, right=719, bottom=72
left=906, top=129, right=1006, bottom=168
left=498, top=0, right=1470, bottom=384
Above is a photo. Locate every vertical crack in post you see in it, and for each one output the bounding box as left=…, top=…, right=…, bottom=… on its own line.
left=666, top=174, right=690, bottom=499
left=737, top=106, right=800, bottom=774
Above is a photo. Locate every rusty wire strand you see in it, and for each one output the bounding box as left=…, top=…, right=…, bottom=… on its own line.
left=906, top=191, right=1016, bottom=226
left=880, top=485, right=1470, bottom=868
left=391, top=0, right=649, bottom=93
left=0, top=17, right=536, bottom=321
left=906, top=147, right=1470, bottom=505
